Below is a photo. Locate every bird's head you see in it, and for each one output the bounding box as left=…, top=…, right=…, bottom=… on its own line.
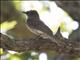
left=22, top=10, right=39, bottom=18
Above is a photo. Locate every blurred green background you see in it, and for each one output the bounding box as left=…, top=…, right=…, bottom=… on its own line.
left=0, top=1, right=80, bottom=60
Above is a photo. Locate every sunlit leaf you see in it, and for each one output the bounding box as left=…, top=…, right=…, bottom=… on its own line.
left=0, top=48, right=4, bottom=55
left=60, top=22, right=67, bottom=32
left=0, top=21, right=17, bottom=34
left=13, top=1, right=21, bottom=11
left=7, top=54, right=21, bottom=60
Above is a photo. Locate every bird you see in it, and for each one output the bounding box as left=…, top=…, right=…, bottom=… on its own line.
left=23, top=10, right=59, bottom=45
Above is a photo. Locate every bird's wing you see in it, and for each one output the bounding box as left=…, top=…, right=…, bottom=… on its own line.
left=27, top=19, right=54, bottom=38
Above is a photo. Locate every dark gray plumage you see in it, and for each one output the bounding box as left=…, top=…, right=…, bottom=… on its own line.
left=23, top=10, right=59, bottom=45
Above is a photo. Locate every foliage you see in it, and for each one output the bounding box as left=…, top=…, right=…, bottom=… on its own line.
left=1, top=1, right=80, bottom=60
